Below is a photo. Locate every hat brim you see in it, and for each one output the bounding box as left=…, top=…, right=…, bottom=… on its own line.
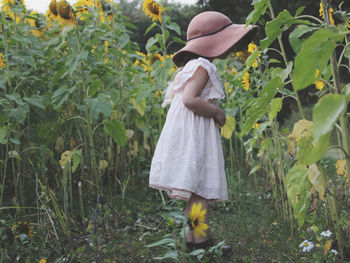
left=172, top=24, right=258, bottom=67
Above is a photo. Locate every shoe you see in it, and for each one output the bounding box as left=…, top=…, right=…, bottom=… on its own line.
left=221, top=245, right=233, bottom=256
left=193, top=238, right=214, bottom=249
left=186, top=241, right=194, bottom=250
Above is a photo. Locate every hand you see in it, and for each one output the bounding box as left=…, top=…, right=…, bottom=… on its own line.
left=214, top=107, right=226, bottom=127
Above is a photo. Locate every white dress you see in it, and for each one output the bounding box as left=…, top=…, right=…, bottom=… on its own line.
left=149, top=57, right=228, bottom=201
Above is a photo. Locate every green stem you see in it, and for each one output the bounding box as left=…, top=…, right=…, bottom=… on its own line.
left=0, top=13, right=13, bottom=91
left=295, top=15, right=323, bottom=24
left=268, top=2, right=305, bottom=119
left=74, top=17, right=98, bottom=187
left=0, top=138, right=9, bottom=205
left=160, top=19, right=167, bottom=57
left=78, top=181, right=85, bottom=221
left=321, top=0, right=350, bottom=184
left=326, top=145, right=350, bottom=159
left=321, top=1, right=346, bottom=258
left=271, top=122, right=287, bottom=219
left=317, top=163, right=343, bottom=256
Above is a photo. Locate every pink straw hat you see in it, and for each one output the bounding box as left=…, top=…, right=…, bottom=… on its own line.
left=172, top=11, right=258, bottom=67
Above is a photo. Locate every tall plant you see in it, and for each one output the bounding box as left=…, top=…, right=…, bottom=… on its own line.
left=243, top=0, right=349, bottom=257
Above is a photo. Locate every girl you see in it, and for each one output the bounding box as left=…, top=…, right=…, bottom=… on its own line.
left=149, top=11, right=258, bottom=250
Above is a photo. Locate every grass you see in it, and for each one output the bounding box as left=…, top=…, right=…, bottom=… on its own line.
left=79, top=174, right=301, bottom=262
left=1, top=172, right=340, bottom=262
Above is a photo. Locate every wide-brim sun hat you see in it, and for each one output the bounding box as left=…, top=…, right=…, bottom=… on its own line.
left=172, top=11, right=259, bottom=67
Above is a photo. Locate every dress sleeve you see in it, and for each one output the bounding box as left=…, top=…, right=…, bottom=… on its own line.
left=162, top=57, right=224, bottom=107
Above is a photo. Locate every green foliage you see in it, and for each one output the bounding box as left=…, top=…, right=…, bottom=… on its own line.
left=1, top=0, right=350, bottom=261
left=245, top=0, right=269, bottom=25
left=292, top=28, right=344, bottom=91
left=241, top=77, right=283, bottom=135
left=104, top=119, right=127, bottom=147
left=268, top=97, right=283, bottom=122
left=285, top=164, right=311, bottom=228
left=312, top=94, right=346, bottom=143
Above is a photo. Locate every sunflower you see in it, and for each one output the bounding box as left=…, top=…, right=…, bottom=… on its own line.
left=1, top=0, right=24, bottom=23
left=49, top=0, right=58, bottom=16
left=241, top=72, right=250, bottom=91
left=39, top=258, right=47, bottom=263
left=248, top=41, right=258, bottom=53
left=319, top=2, right=334, bottom=25
left=234, top=50, right=250, bottom=63
left=224, top=82, right=232, bottom=94
left=336, top=159, right=346, bottom=177
left=166, top=54, right=177, bottom=74
left=231, top=68, right=238, bottom=75
left=56, top=0, right=75, bottom=26
left=74, top=0, right=93, bottom=20
left=26, top=11, right=44, bottom=37
left=150, top=53, right=164, bottom=64
left=252, top=123, right=260, bottom=129
left=104, top=40, right=109, bottom=53
left=0, top=53, right=6, bottom=68
left=16, top=222, right=33, bottom=238
left=314, top=80, right=325, bottom=90
left=95, top=0, right=113, bottom=23
left=0, top=0, right=24, bottom=11
left=142, top=0, right=163, bottom=22
left=314, top=69, right=325, bottom=90
left=247, top=41, right=261, bottom=68
left=188, top=202, right=209, bottom=238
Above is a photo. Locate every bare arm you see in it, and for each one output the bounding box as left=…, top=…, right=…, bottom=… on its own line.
left=182, top=66, right=226, bottom=126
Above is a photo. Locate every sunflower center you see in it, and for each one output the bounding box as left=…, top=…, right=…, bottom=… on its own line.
left=193, top=219, right=198, bottom=226
left=150, top=54, right=161, bottom=64
left=49, top=1, right=58, bottom=16
left=148, top=2, right=159, bottom=15
left=58, top=3, right=71, bottom=20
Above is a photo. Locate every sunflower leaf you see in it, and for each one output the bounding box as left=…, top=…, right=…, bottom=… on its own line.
left=268, top=97, right=283, bottom=122
left=241, top=77, right=283, bottom=135
left=23, top=95, right=47, bottom=110
left=166, top=21, right=181, bottom=35
left=246, top=0, right=269, bottom=25
left=292, top=28, right=344, bottom=91
left=153, top=250, right=178, bottom=260
left=145, top=37, right=158, bottom=53
left=145, top=237, right=176, bottom=248
left=118, top=33, right=129, bottom=48
left=285, top=164, right=311, bottom=228
left=289, top=25, right=316, bottom=54
left=103, top=120, right=127, bottom=147
left=313, top=94, right=346, bottom=144
left=145, top=22, right=157, bottom=36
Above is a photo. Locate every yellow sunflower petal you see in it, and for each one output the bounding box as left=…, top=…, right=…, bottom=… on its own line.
left=190, top=202, right=201, bottom=219
left=142, top=0, right=163, bottom=22
left=194, top=222, right=209, bottom=238
left=197, top=208, right=207, bottom=222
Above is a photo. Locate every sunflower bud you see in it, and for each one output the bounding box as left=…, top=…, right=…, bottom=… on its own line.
left=57, top=0, right=72, bottom=20
left=49, top=0, right=58, bottom=16
left=101, top=0, right=113, bottom=15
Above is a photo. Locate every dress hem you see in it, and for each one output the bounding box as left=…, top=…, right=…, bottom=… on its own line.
left=149, top=183, right=228, bottom=202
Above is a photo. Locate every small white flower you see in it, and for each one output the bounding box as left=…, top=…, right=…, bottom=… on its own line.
left=330, top=249, right=338, bottom=255
left=321, top=230, right=332, bottom=237
left=299, top=240, right=314, bottom=252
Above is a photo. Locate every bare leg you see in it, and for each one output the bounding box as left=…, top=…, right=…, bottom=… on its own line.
left=185, top=193, right=210, bottom=244
left=185, top=199, right=194, bottom=243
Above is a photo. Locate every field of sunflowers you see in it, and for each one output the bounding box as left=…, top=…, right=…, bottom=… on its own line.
left=0, top=0, right=350, bottom=262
